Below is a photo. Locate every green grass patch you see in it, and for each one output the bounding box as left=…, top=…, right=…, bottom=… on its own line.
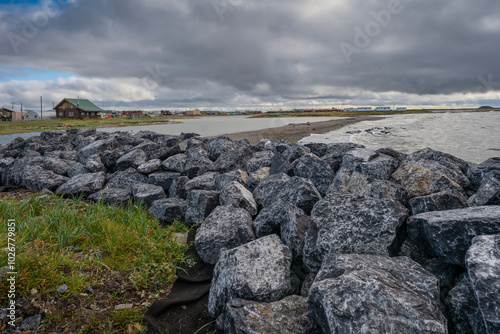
left=0, top=194, right=189, bottom=299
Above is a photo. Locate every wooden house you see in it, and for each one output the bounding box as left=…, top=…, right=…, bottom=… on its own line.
left=185, top=109, right=201, bottom=116
left=54, top=98, right=104, bottom=119
left=1, top=107, right=26, bottom=121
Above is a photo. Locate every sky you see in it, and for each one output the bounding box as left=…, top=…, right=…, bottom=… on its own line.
left=1, top=0, right=500, bottom=111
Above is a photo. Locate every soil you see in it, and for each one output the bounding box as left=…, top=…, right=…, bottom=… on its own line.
left=218, top=115, right=384, bottom=144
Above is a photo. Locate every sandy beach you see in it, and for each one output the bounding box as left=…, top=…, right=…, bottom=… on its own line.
left=219, top=115, right=383, bottom=144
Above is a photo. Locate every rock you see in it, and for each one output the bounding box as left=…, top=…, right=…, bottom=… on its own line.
left=182, top=147, right=213, bottom=178
left=67, top=162, right=88, bottom=178
left=133, top=140, right=160, bottom=154
left=303, top=194, right=408, bottom=272
left=407, top=206, right=500, bottom=265
left=445, top=274, right=488, bottom=334
left=21, top=165, right=69, bottom=191
left=293, top=155, right=334, bottom=196
left=410, top=158, right=471, bottom=190
left=391, top=161, right=463, bottom=197
left=376, top=147, right=408, bottom=162
left=409, top=190, right=469, bottom=215
left=106, top=168, right=148, bottom=190
left=308, top=253, right=447, bottom=334
left=149, top=198, right=187, bottom=224
left=195, top=205, right=255, bottom=265
left=253, top=173, right=291, bottom=208
left=132, top=183, right=166, bottom=207
left=327, top=168, right=409, bottom=204
left=185, top=190, right=220, bottom=226
left=341, top=148, right=399, bottom=180
left=84, top=154, right=106, bottom=173
left=220, top=181, right=258, bottom=216
left=89, top=188, right=131, bottom=205
left=137, top=159, right=162, bottom=174
left=283, top=145, right=312, bottom=162
left=57, top=284, right=68, bottom=294
left=253, top=202, right=311, bottom=259
left=269, top=152, right=293, bottom=175
left=409, top=147, right=470, bottom=175
left=213, top=145, right=254, bottom=173
left=180, top=132, right=200, bottom=140
left=101, top=146, right=133, bottom=171
left=116, top=149, right=147, bottom=171
left=56, top=172, right=106, bottom=196
left=216, top=170, right=249, bottom=191
left=247, top=167, right=271, bottom=191
left=184, top=172, right=219, bottom=192
left=19, top=314, right=42, bottom=331
left=208, top=136, right=239, bottom=161
left=245, top=150, right=274, bottom=173
left=468, top=157, right=500, bottom=190
left=468, top=171, right=500, bottom=206
left=160, top=135, right=182, bottom=148
left=217, top=295, right=321, bottom=334
left=465, top=234, right=500, bottom=334
left=168, top=176, right=189, bottom=199
left=300, top=142, right=328, bottom=157
left=78, top=138, right=118, bottom=163
left=148, top=172, right=181, bottom=191
left=208, top=235, right=292, bottom=317
left=161, top=153, right=187, bottom=172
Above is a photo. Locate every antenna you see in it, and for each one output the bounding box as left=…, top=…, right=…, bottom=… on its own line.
left=11, top=102, right=14, bottom=110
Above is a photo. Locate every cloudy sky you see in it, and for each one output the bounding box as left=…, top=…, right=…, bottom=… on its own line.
left=1, top=0, right=500, bottom=111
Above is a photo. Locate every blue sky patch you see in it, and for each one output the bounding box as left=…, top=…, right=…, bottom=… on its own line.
left=0, top=67, right=72, bottom=81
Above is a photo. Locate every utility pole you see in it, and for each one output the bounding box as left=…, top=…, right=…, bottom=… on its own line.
left=11, top=102, right=14, bottom=110
left=40, top=96, right=43, bottom=120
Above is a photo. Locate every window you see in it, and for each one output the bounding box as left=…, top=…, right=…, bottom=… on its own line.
left=69, top=112, right=74, bottom=117
left=59, top=112, right=63, bottom=117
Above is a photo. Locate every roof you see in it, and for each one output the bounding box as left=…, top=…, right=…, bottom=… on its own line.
left=0, top=107, right=15, bottom=113
left=54, top=98, right=104, bottom=112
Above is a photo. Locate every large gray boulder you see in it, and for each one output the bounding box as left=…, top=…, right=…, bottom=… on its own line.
left=445, top=274, right=488, bottom=334
left=105, top=168, right=147, bottom=190
left=161, top=153, right=187, bottom=172
left=253, top=202, right=311, bottom=259
left=84, top=154, right=106, bottom=173
left=279, top=177, right=322, bottom=215
left=408, top=190, right=469, bottom=215
left=220, top=181, right=258, bottom=216
left=341, top=148, right=399, bottom=180
left=137, top=159, right=162, bottom=174
left=89, top=188, right=131, bottom=205
left=184, top=190, right=220, bottom=226
left=207, top=136, right=239, bottom=161
left=131, top=183, right=166, bottom=207
left=293, top=155, right=334, bottom=196
left=392, top=161, right=463, bottom=197
left=213, top=145, right=254, bottom=173
left=409, top=147, right=470, bottom=175
left=245, top=150, right=274, bottom=173
left=283, top=144, right=312, bottom=162
left=253, top=173, right=291, bottom=208
left=67, top=162, right=87, bottom=178
left=168, top=175, right=189, bottom=199
left=116, top=149, right=147, bottom=171
left=149, top=198, right=187, bottom=224
left=195, top=205, right=255, bottom=265
left=182, top=147, right=213, bottom=178
left=20, top=165, right=69, bottom=191
left=216, top=169, right=249, bottom=191
left=101, top=146, right=133, bottom=171
left=208, top=235, right=292, bottom=317
left=468, top=171, right=500, bottom=206
left=78, top=138, right=118, bottom=163
left=327, top=168, right=409, bottom=204
left=247, top=167, right=271, bottom=191
left=56, top=172, right=106, bottom=195
left=303, top=194, right=408, bottom=272
left=465, top=234, right=500, bottom=334
left=407, top=206, right=500, bottom=265
left=184, top=172, right=219, bottom=192
left=308, top=254, right=447, bottom=334
left=217, top=295, right=321, bottom=334
left=147, top=171, right=180, bottom=191
left=410, top=158, right=471, bottom=190
left=468, top=157, right=500, bottom=190
left=269, top=152, right=293, bottom=175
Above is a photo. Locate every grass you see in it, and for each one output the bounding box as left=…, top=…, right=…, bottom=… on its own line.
left=0, top=193, right=190, bottom=333
left=249, top=109, right=431, bottom=118
left=0, top=115, right=192, bottom=136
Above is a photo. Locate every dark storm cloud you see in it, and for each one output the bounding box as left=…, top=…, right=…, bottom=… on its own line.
left=1, top=0, right=500, bottom=108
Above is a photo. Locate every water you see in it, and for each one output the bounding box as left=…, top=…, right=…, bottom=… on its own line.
left=300, top=111, right=500, bottom=164
left=0, top=116, right=339, bottom=146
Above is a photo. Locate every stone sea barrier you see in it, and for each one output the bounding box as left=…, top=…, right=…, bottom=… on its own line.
left=1, top=128, right=499, bottom=333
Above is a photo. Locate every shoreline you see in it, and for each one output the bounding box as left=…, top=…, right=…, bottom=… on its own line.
left=219, top=115, right=384, bottom=144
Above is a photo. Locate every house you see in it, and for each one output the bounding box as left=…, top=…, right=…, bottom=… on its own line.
left=54, top=98, right=104, bottom=119
left=127, top=113, right=143, bottom=119
left=161, top=110, right=172, bottom=116
left=24, top=111, right=40, bottom=121
left=185, top=109, right=201, bottom=116
left=1, top=107, right=26, bottom=121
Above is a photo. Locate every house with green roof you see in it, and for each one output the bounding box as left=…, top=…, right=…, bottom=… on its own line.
left=54, top=98, right=104, bottom=119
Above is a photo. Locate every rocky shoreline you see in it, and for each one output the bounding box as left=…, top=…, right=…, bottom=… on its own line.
left=1, top=128, right=499, bottom=333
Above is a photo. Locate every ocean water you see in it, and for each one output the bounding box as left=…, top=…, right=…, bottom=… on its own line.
left=300, top=111, right=500, bottom=164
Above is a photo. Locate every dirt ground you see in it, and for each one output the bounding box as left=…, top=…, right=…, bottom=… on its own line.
left=219, top=115, right=384, bottom=144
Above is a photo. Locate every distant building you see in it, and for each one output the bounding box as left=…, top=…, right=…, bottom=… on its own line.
left=1, top=107, right=26, bottom=121
left=357, top=107, right=373, bottom=111
left=127, top=113, right=143, bottom=119
left=24, top=111, right=40, bottom=121
left=54, top=98, right=104, bottom=119
left=185, top=109, right=201, bottom=116
left=161, top=110, right=172, bottom=116
left=397, top=107, right=407, bottom=111
left=375, top=107, right=392, bottom=111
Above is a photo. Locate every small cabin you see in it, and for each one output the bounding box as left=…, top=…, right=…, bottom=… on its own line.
left=185, top=109, right=201, bottom=116
left=54, top=98, right=104, bottom=119
left=24, top=111, right=40, bottom=121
